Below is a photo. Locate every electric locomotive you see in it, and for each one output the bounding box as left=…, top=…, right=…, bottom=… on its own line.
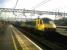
left=20, top=18, right=56, bottom=32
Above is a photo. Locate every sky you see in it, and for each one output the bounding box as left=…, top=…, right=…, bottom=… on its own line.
left=0, top=0, right=67, bottom=12
left=0, top=0, right=67, bottom=20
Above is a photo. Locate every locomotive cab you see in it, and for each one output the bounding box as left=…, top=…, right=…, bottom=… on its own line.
left=35, top=18, right=45, bottom=31
left=35, top=18, right=56, bottom=31
left=43, top=18, right=56, bottom=31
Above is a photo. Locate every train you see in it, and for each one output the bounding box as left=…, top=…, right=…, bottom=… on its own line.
left=19, top=18, right=56, bottom=32
left=12, top=18, right=56, bottom=36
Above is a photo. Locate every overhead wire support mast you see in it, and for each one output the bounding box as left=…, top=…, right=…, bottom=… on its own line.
left=14, top=0, right=19, bottom=9
left=13, top=0, right=19, bottom=20
left=31, top=0, right=51, bottom=10
left=31, top=0, right=51, bottom=18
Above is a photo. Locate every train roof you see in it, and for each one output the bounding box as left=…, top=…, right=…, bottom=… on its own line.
left=42, top=18, right=52, bottom=21
left=24, top=18, right=53, bottom=22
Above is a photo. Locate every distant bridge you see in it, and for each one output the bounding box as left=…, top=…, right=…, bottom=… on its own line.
left=0, top=8, right=67, bottom=16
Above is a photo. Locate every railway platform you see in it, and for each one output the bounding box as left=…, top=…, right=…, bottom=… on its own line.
left=0, top=24, right=42, bottom=50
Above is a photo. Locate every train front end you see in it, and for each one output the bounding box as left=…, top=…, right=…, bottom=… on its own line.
left=36, top=18, right=56, bottom=32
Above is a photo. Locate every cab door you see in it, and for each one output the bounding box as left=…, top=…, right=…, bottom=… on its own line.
left=36, top=19, right=44, bottom=31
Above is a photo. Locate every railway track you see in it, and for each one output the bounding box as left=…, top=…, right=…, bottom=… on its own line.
left=14, top=25, right=67, bottom=50
left=56, top=28, right=67, bottom=36
left=15, top=26, right=51, bottom=50
left=57, top=26, right=67, bottom=29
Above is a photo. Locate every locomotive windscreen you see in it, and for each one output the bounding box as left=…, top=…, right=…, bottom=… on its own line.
left=42, top=18, right=52, bottom=23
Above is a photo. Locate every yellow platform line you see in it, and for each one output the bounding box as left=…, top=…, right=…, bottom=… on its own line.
left=12, top=30, right=29, bottom=50
left=11, top=29, right=18, bottom=50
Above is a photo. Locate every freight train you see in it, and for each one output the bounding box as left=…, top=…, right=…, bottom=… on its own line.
left=19, top=18, right=56, bottom=32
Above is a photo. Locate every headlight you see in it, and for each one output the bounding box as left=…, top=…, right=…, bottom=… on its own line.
left=53, top=24, right=56, bottom=28
left=50, top=21, right=56, bottom=28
